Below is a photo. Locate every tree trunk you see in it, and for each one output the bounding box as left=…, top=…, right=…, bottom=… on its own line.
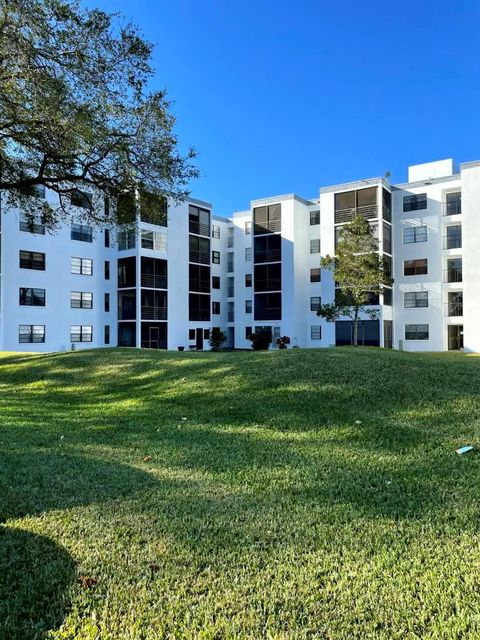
left=353, top=308, right=359, bottom=347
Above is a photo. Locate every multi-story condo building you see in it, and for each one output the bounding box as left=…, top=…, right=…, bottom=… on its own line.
left=1, top=157, right=479, bottom=353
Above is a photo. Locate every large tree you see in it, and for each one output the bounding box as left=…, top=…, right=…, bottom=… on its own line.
left=0, top=0, right=198, bottom=228
left=317, top=215, right=392, bottom=346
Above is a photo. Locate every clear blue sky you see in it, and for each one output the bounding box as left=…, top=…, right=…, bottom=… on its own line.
left=90, top=0, right=479, bottom=216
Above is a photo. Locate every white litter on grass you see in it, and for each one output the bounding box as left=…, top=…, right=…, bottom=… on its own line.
left=355, top=420, right=362, bottom=425
left=181, top=417, right=187, bottom=421
left=456, top=445, right=474, bottom=455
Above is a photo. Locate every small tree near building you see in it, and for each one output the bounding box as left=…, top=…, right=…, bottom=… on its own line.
left=316, top=215, right=392, bottom=347
left=209, top=330, right=226, bottom=351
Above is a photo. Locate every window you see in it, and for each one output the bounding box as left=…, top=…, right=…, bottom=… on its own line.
left=118, top=229, right=136, bottom=250
left=189, top=204, right=210, bottom=236
left=189, top=329, right=195, bottom=340
left=403, top=225, right=427, bottom=244
left=253, top=203, right=281, bottom=235
left=71, top=257, right=92, bottom=276
left=71, top=291, right=93, bottom=309
left=254, top=234, right=281, bottom=263
left=446, top=192, right=461, bottom=216
left=212, top=224, right=220, bottom=239
left=446, top=258, right=462, bottom=283
left=245, top=326, right=252, bottom=339
left=20, top=215, right=45, bottom=235
left=447, top=292, right=463, bottom=317
left=310, top=268, right=321, bottom=283
left=245, top=300, right=252, bottom=313
left=19, top=288, right=45, bottom=306
left=19, top=250, right=45, bottom=270
left=311, top=326, right=322, bottom=340
left=383, top=223, right=392, bottom=253
left=105, top=293, right=110, bottom=312
left=245, top=274, right=252, bottom=287
left=105, top=261, right=110, bottom=280
left=71, top=223, right=93, bottom=242
left=383, top=288, right=392, bottom=306
left=310, top=239, right=321, bottom=254
left=212, top=301, right=220, bottom=314
left=189, top=293, right=210, bottom=321
left=141, top=229, right=167, bottom=251
left=404, top=291, right=428, bottom=308
left=19, top=325, right=45, bottom=343
left=71, top=325, right=93, bottom=342
left=254, top=263, right=281, bottom=292
left=104, top=325, right=110, bottom=344
left=245, top=247, right=252, bottom=261
left=189, top=236, right=210, bottom=264
left=310, top=296, right=321, bottom=311
left=70, top=189, right=92, bottom=209
left=104, top=229, right=110, bottom=247
left=254, top=292, right=281, bottom=320
left=245, top=221, right=252, bottom=234
left=212, top=276, right=220, bottom=289
left=404, top=259, right=428, bottom=276
left=310, top=210, right=320, bottom=225
left=212, top=250, right=220, bottom=264
left=445, top=225, right=462, bottom=249
left=403, top=193, right=427, bottom=212
left=204, top=329, right=210, bottom=339
left=405, top=324, right=429, bottom=340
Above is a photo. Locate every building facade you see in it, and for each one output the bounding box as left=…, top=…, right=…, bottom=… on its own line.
left=1, top=158, right=479, bottom=353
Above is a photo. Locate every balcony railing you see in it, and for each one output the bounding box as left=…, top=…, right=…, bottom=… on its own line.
left=443, top=234, right=462, bottom=250
left=254, top=219, right=282, bottom=235
left=334, top=204, right=378, bottom=225
left=141, top=273, right=167, bottom=289
left=253, top=249, right=281, bottom=263
left=189, top=221, right=210, bottom=236
left=443, top=200, right=462, bottom=216
left=189, top=250, right=210, bottom=265
left=443, top=269, right=463, bottom=283
left=141, top=306, right=167, bottom=320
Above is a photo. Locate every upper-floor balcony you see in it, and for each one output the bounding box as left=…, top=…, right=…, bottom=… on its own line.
left=334, top=204, right=378, bottom=225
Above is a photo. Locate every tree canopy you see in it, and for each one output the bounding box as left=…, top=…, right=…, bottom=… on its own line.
left=317, top=215, right=392, bottom=345
left=0, top=0, right=198, bottom=228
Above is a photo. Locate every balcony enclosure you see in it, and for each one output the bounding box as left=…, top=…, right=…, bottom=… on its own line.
left=141, top=257, right=167, bottom=289
left=253, top=234, right=281, bottom=263
left=254, top=292, right=281, bottom=321
left=118, top=256, right=136, bottom=288
left=444, top=225, right=462, bottom=249
left=189, top=293, right=210, bottom=321
left=253, top=203, right=281, bottom=235
left=448, top=325, right=463, bottom=351
left=445, top=258, right=462, bottom=283
left=446, top=292, right=463, bottom=317
left=444, top=192, right=461, bottom=216
left=189, top=204, right=210, bottom=236
left=141, top=289, right=167, bottom=320
left=141, top=322, right=167, bottom=349
left=189, top=235, right=210, bottom=265
left=189, top=264, right=210, bottom=293
left=118, top=290, right=136, bottom=320
left=334, top=187, right=378, bottom=224
left=254, top=263, right=282, bottom=292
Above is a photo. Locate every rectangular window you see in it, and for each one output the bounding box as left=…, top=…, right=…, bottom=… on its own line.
left=104, top=325, right=110, bottom=344
left=245, top=326, right=252, bottom=339
left=19, top=324, right=45, bottom=343
left=245, top=221, right=252, bottom=234
left=310, top=296, right=321, bottom=311
left=204, top=329, right=210, bottom=339
left=71, top=291, right=93, bottom=309
left=404, top=259, right=428, bottom=276
left=212, top=301, right=220, bottom=314
left=446, top=258, right=462, bottom=283
left=212, top=276, right=220, bottom=289
left=71, top=257, right=93, bottom=275
left=212, top=250, right=220, bottom=264
left=104, top=293, right=110, bottom=312
left=212, top=224, right=220, bottom=239
left=189, top=204, right=210, bottom=236
left=446, top=192, right=461, bottom=216
left=445, top=225, right=462, bottom=249
left=19, top=250, right=45, bottom=271
left=71, top=223, right=93, bottom=242
left=245, top=300, right=252, bottom=313
left=245, top=247, right=252, bottom=261
left=310, top=268, right=321, bottom=283
left=253, top=203, right=281, bottom=235
left=70, top=325, right=93, bottom=342
left=189, top=235, right=210, bottom=265
left=70, top=189, right=92, bottom=209
left=310, top=239, right=321, bottom=254
left=311, top=326, right=322, bottom=340
left=19, top=215, right=45, bottom=235
left=253, top=233, right=281, bottom=263
left=118, top=229, right=136, bottom=250
left=404, top=291, right=428, bottom=308
left=104, top=261, right=110, bottom=280
left=245, top=274, right=252, bottom=287
left=19, top=288, right=46, bottom=306
left=405, top=324, right=429, bottom=340
left=189, top=329, right=195, bottom=340
left=403, top=225, right=427, bottom=244
left=141, top=229, right=167, bottom=251
left=403, top=193, right=427, bottom=212
left=104, top=229, right=110, bottom=247
left=310, top=210, right=320, bottom=225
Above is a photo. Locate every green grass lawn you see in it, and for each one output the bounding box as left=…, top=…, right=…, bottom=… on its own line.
left=2, top=347, right=480, bottom=639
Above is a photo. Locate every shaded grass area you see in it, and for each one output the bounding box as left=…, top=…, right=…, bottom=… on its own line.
left=1, top=347, right=480, bottom=638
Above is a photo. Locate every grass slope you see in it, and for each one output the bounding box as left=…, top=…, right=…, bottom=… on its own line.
left=1, top=347, right=480, bottom=639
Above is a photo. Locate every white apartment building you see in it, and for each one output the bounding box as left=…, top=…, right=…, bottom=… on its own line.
left=1, top=158, right=478, bottom=353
